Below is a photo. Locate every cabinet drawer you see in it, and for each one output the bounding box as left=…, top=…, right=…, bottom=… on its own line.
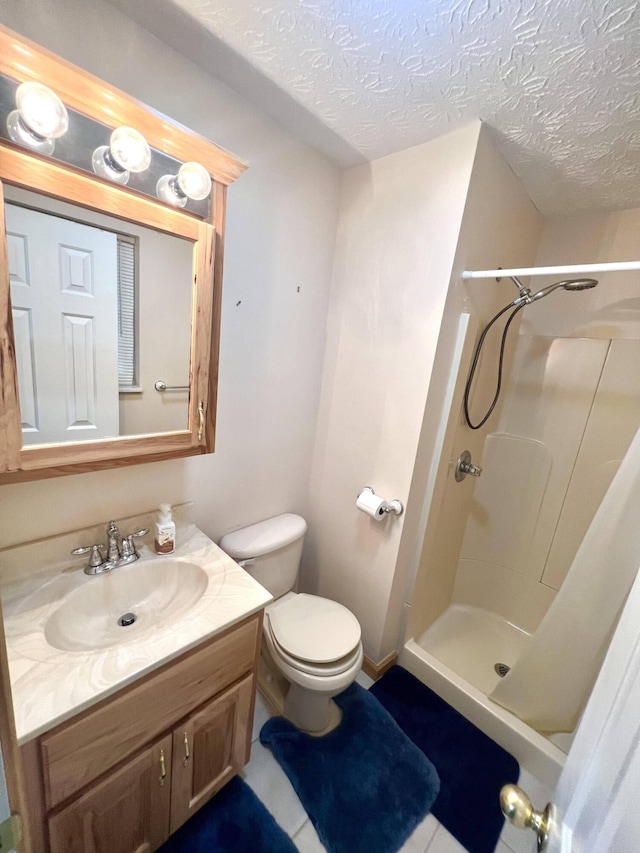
left=41, top=614, right=260, bottom=809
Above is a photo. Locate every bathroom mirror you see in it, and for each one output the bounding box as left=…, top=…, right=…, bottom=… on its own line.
left=0, top=24, right=247, bottom=482
left=5, top=185, right=194, bottom=443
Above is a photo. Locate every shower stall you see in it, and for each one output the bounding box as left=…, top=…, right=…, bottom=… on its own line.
left=400, top=238, right=640, bottom=787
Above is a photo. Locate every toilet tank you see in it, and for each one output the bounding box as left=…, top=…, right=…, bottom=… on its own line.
left=219, top=514, right=307, bottom=600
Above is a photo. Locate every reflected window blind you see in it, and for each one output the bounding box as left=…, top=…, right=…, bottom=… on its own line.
left=117, top=236, right=136, bottom=387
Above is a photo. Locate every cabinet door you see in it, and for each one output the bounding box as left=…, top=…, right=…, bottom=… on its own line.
left=170, top=674, right=254, bottom=832
left=48, top=734, right=172, bottom=853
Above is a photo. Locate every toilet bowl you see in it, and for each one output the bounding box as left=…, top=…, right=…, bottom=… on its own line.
left=219, top=515, right=363, bottom=733
left=262, top=592, right=363, bottom=731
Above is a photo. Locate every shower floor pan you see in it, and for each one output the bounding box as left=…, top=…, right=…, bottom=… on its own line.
left=400, top=604, right=567, bottom=788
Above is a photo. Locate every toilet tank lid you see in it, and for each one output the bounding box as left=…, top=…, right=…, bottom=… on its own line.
left=219, top=513, right=307, bottom=559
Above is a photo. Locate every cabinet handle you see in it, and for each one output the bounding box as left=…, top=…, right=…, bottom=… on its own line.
left=183, top=732, right=190, bottom=766
left=159, top=749, right=166, bottom=786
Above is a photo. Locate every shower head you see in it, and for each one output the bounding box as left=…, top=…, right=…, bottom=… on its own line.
left=560, top=278, right=599, bottom=291
left=528, top=278, right=598, bottom=303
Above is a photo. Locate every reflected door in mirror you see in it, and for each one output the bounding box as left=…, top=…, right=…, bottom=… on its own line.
left=4, top=186, right=194, bottom=447
left=7, top=203, right=119, bottom=445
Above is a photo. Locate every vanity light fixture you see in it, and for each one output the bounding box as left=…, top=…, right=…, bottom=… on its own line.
left=156, top=161, right=212, bottom=208
left=6, top=81, right=69, bottom=155
left=92, top=126, right=151, bottom=185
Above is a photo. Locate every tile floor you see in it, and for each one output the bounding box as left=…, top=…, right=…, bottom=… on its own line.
left=241, top=672, right=551, bottom=853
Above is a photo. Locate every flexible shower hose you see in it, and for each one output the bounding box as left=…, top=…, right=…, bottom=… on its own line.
left=463, top=301, right=525, bottom=430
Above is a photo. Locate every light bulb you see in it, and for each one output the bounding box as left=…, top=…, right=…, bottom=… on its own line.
left=176, top=162, right=211, bottom=200
left=92, top=126, right=151, bottom=185
left=109, top=127, right=151, bottom=172
left=156, top=162, right=211, bottom=208
left=7, top=82, right=69, bottom=155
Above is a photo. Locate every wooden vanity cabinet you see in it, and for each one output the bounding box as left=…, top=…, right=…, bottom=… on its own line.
left=20, top=613, right=263, bottom=853
left=169, top=674, right=253, bottom=833
left=47, top=734, right=173, bottom=853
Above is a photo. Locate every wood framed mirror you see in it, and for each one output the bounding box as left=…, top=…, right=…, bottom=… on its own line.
left=0, top=25, right=247, bottom=483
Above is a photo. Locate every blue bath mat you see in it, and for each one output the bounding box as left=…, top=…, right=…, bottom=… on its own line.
left=371, top=666, right=519, bottom=853
left=156, top=775, right=296, bottom=853
left=260, top=682, right=440, bottom=853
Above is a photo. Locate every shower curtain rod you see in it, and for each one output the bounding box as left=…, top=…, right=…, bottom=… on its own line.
left=462, top=260, right=640, bottom=280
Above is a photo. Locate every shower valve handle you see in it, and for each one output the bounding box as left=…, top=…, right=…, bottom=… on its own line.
left=454, top=450, right=482, bottom=482
left=463, top=461, right=482, bottom=477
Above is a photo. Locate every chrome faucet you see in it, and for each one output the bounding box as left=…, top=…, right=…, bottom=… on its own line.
left=106, top=521, right=122, bottom=563
left=72, top=521, right=149, bottom=575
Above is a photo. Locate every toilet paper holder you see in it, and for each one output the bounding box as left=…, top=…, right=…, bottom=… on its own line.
left=357, top=486, right=404, bottom=517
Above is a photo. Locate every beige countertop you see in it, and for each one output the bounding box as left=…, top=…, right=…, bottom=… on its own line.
left=1, top=522, right=271, bottom=744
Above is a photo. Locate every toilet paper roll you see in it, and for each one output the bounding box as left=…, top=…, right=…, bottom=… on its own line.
left=356, top=488, right=387, bottom=520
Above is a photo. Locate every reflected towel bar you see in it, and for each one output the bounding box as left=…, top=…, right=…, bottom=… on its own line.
left=154, top=380, right=189, bottom=393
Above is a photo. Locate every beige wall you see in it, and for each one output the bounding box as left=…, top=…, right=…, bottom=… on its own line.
left=304, top=123, right=483, bottom=662
left=0, top=0, right=341, bottom=547
left=405, top=127, right=543, bottom=642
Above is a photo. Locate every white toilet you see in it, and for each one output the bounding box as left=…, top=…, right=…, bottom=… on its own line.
left=219, top=513, right=363, bottom=733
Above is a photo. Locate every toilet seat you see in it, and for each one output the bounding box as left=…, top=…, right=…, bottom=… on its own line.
left=266, top=619, right=362, bottom=677
left=261, top=591, right=364, bottom=720
left=268, top=593, right=361, bottom=663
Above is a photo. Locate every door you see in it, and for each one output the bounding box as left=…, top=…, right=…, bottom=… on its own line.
left=5, top=203, right=119, bottom=444
left=48, top=734, right=172, bottom=853
left=169, top=674, right=254, bottom=833
left=510, top=562, right=640, bottom=852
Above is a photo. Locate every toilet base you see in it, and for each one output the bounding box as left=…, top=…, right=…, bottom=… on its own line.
left=285, top=682, right=342, bottom=733
left=258, top=652, right=343, bottom=736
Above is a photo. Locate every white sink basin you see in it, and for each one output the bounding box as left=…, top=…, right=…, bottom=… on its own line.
left=44, top=559, right=209, bottom=652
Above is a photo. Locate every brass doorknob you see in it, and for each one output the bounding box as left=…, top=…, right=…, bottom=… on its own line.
left=500, top=784, right=555, bottom=852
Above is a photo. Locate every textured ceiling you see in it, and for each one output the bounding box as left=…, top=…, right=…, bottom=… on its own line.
left=111, top=0, right=640, bottom=214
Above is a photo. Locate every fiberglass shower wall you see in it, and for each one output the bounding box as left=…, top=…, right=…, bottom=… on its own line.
left=449, top=206, right=640, bottom=641
left=458, top=335, right=640, bottom=620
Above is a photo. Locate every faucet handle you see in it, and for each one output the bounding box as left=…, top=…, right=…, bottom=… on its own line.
left=121, top=528, right=149, bottom=559
left=71, top=544, right=105, bottom=569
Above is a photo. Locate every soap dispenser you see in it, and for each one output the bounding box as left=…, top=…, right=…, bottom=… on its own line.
left=154, top=503, right=176, bottom=554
